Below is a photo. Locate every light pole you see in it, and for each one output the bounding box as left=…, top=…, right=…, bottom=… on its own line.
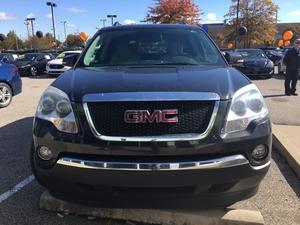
left=46, top=2, right=57, bottom=44
left=24, top=20, right=30, bottom=40
left=100, top=19, right=107, bottom=27
left=234, top=0, right=240, bottom=49
left=61, top=21, right=67, bottom=47
left=26, top=17, right=35, bottom=37
left=107, top=15, right=117, bottom=26
left=26, top=17, right=35, bottom=49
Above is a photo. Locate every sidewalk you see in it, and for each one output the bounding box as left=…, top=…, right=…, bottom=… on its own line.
left=272, top=124, right=300, bottom=178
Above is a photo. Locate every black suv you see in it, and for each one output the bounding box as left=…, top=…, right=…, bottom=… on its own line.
left=31, top=25, right=271, bottom=208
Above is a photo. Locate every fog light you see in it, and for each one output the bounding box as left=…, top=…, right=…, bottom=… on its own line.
left=38, top=146, right=53, bottom=161
left=252, top=145, right=267, bottom=160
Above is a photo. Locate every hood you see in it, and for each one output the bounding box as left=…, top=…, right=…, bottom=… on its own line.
left=52, top=66, right=250, bottom=102
left=13, top=60, right=32, bottom=67
left=243, top=58, right=268, bottom=68
left=48, top=58, right=63, bottom=65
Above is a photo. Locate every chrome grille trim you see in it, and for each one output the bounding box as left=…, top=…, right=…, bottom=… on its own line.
left=83, top=92, right=220, bottom=102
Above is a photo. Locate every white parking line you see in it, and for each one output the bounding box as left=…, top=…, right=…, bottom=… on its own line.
left=0, top=175, right=35, bottom=204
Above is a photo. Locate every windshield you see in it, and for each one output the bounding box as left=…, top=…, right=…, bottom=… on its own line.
left=236, top=50, right=267, bottom=59
left=57, top=52, right=79, bottom=59
left=81, top=28, right=225, bottom=67
left=21, top=54, right=38, bottom=61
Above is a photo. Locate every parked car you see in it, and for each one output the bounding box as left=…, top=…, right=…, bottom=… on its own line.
left=13, top=53, right=53, bottom=76
left=234, top=49, right=274, bottom=79
left=261, top=49, right=283, bottom=65
left=0, top=53, right=18, bottom=63
left=46, top=50, right=81, bottom=76
left=31, top=24, right=271, bottom=209
left=0, top=62, right=22, bottom=107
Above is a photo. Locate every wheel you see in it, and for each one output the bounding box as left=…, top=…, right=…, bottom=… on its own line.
left=30, top=66, right=38, bottom=77
left=0, top=82, right=12, bottom=108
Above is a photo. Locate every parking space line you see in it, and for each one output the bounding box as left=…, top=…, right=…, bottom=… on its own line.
left=0, top=175, right=35, bottom=204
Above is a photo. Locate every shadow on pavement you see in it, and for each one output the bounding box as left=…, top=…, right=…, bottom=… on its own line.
left=27, top=74, right=56, bottom=80
left=271, top=74, right=285, bottom=80
left=263, top=94, right=286, bottom=98
left=0, top=117, right=34, bottom=192
left=272, top=148, right=300, bottom=198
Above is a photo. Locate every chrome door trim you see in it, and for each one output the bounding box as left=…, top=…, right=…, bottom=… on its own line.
left=57, top=154, right=254, bottom=171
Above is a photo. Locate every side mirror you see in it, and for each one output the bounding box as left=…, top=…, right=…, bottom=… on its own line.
left=63, top=54, right=78, bottom=67
left=224, top=52, right=244, bottom=65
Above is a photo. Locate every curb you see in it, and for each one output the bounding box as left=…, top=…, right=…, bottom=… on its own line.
left=272, top=124, right=300, bottom=178
left=39, top=191, right=264, bottom=225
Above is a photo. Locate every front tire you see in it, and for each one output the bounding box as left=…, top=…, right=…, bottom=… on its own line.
left=30, top=66, right=38, bottom=77
left=0, top=82, right=12, bottom=108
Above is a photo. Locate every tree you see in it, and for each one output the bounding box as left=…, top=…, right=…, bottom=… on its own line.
left=145, top=0, right=202, bottom=25
left=214, top=33, right=225, bottom=47
left=224, top=0, right=279, bottom=48
left=66, top=34, right=84, bottom=48
left=45, top=32, right=53, bottom=40
left=0, top=31, right=24, bottom=50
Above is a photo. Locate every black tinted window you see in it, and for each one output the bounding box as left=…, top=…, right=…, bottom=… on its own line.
left=83, top=28, right=225, bottom=67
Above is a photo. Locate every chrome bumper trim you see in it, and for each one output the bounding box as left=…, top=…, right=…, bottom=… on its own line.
left=56, top=155, right=269, bottom=171
left=83, top=92, right=220, bottom=142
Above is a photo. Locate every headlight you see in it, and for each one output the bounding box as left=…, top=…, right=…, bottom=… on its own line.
left=222, top=84, right=268, bottom=135
left=265, top=60, right=273, bottom=68
left=36, top=86, right=78, bottom=134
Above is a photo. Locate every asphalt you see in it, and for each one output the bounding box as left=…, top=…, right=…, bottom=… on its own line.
left=0, top=75, right=299, bottom=225
left=252, top=75, right=300, bottom=126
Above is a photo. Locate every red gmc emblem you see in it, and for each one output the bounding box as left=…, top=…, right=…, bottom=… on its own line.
left=124, top=109, right=178, bottom=123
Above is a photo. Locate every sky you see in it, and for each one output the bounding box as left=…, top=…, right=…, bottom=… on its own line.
left=0, top=0, right=299, bottom=41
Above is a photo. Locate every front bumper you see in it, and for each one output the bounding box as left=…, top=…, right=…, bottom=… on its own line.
left=10, top=74, right=22, bottom=96
left=236, top=66, right=273, bottom=76
left=31, top=100, right=272, bottom=208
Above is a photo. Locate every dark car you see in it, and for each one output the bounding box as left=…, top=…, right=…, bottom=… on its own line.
left=0, top=62, right=22, bottom=107
left=0, top=53, right=18, bottom=63
left=234, top=49, right=274, bottom=79
left=13, top=53, right=52, bottom=76
left=261, top=49, right=283, bottom=65
left=31, top=25, right=271, bottom=209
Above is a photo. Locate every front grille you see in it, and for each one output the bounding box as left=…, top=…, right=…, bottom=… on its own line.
left=49, top=64, right=64, bottom=69
left=87, top=101, right=215, bottom=137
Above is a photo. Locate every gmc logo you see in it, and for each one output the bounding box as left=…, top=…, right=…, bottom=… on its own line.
left=124, top=109, right=178, bottom=123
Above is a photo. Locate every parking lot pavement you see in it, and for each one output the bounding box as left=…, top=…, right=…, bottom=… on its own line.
left=0, top=76, right=299, bottom=225
left=252, top=75, right=300, bottom=126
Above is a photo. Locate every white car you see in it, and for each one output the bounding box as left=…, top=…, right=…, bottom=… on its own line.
left=46, top=50, right=81, bottom=76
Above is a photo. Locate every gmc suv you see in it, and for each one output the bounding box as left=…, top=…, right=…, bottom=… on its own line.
left=31, top=24, right=272, bottom=208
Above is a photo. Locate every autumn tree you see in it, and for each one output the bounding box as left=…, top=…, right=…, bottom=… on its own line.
left=145, top=0, right=202, bottom=25
left=224, top=0, right=279, bottom=48
left=66, top=34, right=84, bottom=48
left=0, top=31, right=24, bottom=50
left=214, top=33, right=225, bottom=47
